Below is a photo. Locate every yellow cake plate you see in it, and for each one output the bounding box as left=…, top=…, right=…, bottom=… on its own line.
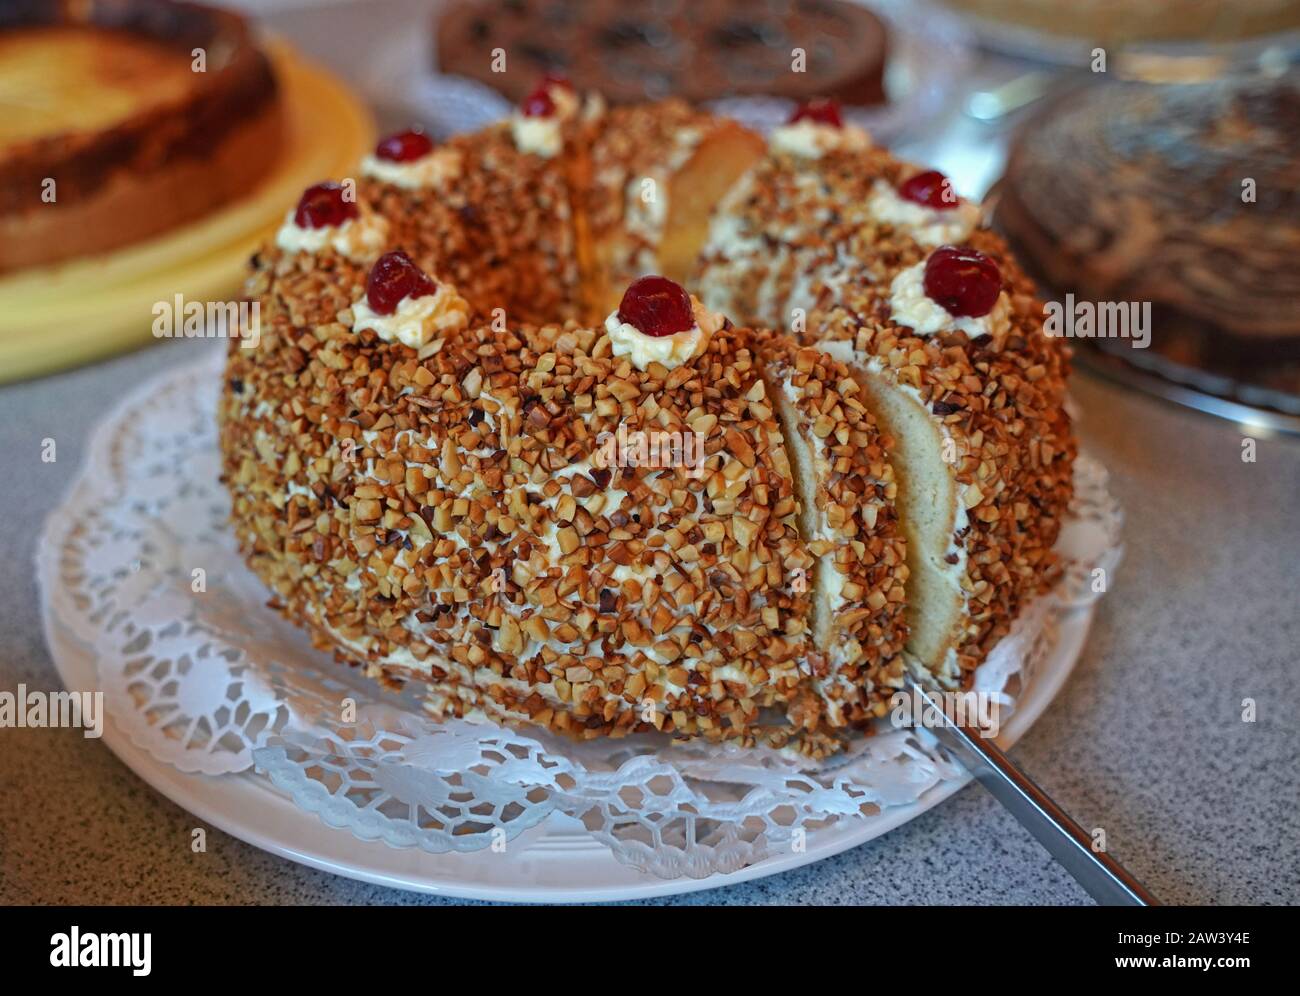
left=0, top=40, right=375, bottom=384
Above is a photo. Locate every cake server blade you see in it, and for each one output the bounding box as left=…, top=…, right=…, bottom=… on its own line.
left=902, top=674, right=1158, bottom=906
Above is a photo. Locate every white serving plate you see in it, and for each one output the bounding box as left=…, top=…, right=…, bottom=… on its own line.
left=44, top=596, right=1092, bottom=902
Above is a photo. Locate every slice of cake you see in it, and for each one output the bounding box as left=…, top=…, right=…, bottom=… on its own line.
left=695, top=99, right=983, bottom=330
left=761, top=335, right=908, bottom=721
left=693, top=101, right=1074, bottom=683
left=808, top=239, right=1075, bottom=683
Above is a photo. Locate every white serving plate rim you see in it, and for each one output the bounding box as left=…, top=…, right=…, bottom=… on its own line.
left=44, top=591, right=1092, bottom=903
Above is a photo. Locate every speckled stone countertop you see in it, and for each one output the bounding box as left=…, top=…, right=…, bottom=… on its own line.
left=3, top=334, right=1296, bottom=906
left=1, top=1, right=1297, bottom=906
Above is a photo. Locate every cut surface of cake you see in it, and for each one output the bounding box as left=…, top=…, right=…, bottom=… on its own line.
left=582, top=100, right=764, bottom=317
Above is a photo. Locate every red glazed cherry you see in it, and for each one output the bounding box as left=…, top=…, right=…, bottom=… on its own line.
left=521, top=74, right=572, bottom=117
left=375, top=129, right=434, bottom=162
left=294, top=181, right=359, bottom=229
left=617, top=276, right=695, bottom=338
left=923, top=246, right=1003, bottom=319
left=366, top=251, right=437, bottom=316
left=521, top=85, right=555, bottom=117
left=789, top=97, right=843, bottom=128
left=899, top=170, right=958, bottom=210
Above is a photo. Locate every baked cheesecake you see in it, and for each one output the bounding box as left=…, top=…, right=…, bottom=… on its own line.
left=0, top=0, right=282, bottom=274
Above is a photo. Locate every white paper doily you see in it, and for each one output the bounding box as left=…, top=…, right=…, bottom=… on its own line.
left=38, top=351, right=1121, bottom=891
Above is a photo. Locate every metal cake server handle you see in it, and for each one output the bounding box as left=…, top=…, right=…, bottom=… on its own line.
left=964, top=71, right=1054, bottom=122
left=903, top=675, right=1158, bottom=906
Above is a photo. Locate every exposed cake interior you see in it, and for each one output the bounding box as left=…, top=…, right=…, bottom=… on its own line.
left=766, top=371, right=833, bottom=651
left=582, top=116, right=764, bottom=318
left=833, top=350, right=966, bottom=686
left=656, top=124, right=765, bottom=288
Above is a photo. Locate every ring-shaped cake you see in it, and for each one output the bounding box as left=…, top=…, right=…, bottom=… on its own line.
left=219, top=82, right=1075, bottom=757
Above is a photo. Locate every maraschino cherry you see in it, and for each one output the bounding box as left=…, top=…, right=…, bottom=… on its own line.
left=521, top=74, right=572, bottom=117
left=366, top=251, right=436, bottom=315
left=923, top=246, right=1002, bottom=319
left=899, top=170, right=958, bottom=211
left=789, top=97, right=843, bottom=128
left=374, top=129, right=434, bottom=163
left=294, top=182, right=359, bottom=229
left=617, top=276, right=695, bottom=337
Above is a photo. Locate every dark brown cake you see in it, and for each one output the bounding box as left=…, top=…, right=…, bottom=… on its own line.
left=434, top=0, right=888, bottom=107
left=996, top=73, right=1300, bottom=409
